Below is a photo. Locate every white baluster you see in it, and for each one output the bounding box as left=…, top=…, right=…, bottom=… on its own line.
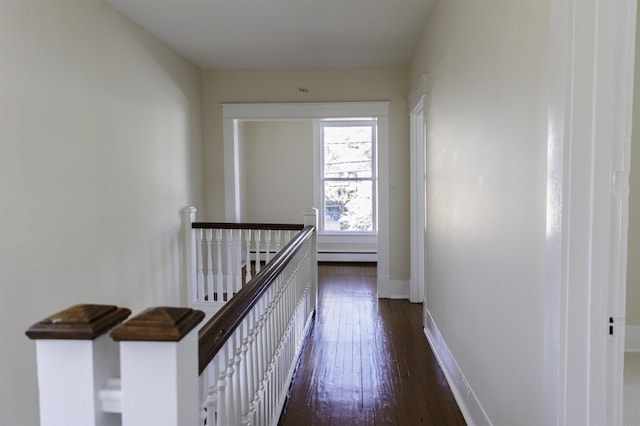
left=275, top=276, right=287, bottom=421
left=226, top=229, right=234, bottom=300
left=245, top=230, right=252, bottom=283
left=235, top=229, right=243, bottom=293
left=256, top=298, right=268, bottom=424
left=225, top=343, right=237, bottom=425
left=282, top=274, right=289, bottom=344
left=215, top=229, right=224, bottom=302
left=232, top=329, right=244, bottom=422
left=207, top=360, right=218, bottom=426
left=264, top=230, right=272, bottom=264
left=197, top=229, right=205, bottom=302
left=267, top=302, right=277, bottom=422
left=274, top=230, right=281, bottom=253
left=264, top=288, right=276, bottom=423
left=277, top=280, right=287, bottom=410
left=247, top=307, right=261, bottom=425
left=216, top=350, right=228, bottom=426
left=254, top=229, right=262, bottom=275
left=241, top=313, right=254, bottom=426
left=206, top=229, right=215, bottom=303
left=199, top=368, right=208, bottom=426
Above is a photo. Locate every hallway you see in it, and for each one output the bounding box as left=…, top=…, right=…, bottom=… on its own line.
left=279, top=263, right=466, bottom=425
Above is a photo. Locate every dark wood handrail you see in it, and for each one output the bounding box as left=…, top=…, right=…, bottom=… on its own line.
left=192, top=222, right=305, bottom=231
left=198, top=225, right=314, bottom=374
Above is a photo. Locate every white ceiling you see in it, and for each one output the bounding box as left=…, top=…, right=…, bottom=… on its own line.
left=106, top=0, right=433, bottom=69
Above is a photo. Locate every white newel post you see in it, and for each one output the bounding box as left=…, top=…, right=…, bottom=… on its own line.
left=110, top=307, right=205, bottom=426
left=26, top=304, right=132, bottom=426
left=182, top=206, right=197, bottom=307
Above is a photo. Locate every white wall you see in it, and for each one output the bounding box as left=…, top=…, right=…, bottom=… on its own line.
left=243, top=121, right=314, bottom=223
left=202, top=67, right=410, bottom=279
left=410, top=1, right=548, bottom=424
left=0, top=1, right=204, bottom=424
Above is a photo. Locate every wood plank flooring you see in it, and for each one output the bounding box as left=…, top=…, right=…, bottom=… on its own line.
left=279, top=263, right=466, bottom=425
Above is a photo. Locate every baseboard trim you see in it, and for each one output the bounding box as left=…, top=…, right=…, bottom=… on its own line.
left=317, top=251, right=377, bottom=262
left=626, top=324, right=640, bottom=352
left=423, top=309, right=492, bottom=426
left=377, top=275, right=409, bottom=299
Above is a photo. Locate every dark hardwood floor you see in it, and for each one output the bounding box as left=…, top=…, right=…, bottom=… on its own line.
left=279, top=263, right=466, bottom=425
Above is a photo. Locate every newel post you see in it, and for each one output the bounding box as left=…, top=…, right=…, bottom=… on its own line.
left=182, top=206, right=197, bottom=307
left=25, top=304, right=131, bottom=426
left=110, top=307, right=204, bottom=426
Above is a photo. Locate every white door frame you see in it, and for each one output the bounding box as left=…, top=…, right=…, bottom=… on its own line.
left=409, top=75, right=427, bottom=304
left=221, top=102, right=394, bottom=296
left=545, top=0, right=636, bottom=424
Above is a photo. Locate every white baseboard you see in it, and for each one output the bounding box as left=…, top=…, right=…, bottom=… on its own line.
left=626, top=325, right=640, bottom=352
left=317, top=251, right=377, bottom=262
left=423, top=309, right=492, bottom=426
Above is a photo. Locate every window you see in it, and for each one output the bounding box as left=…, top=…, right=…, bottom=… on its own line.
left=319, top=120, right=377, bottom=234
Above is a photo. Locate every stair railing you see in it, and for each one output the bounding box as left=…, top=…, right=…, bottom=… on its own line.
left=182, top=207, right=306, bottom=320
left=196, top=214, right=317, bottom=425
left=26, top=208, right=318, bottom=426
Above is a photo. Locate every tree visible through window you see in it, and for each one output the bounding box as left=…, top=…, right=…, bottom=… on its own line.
left=320, top=120, right=377, bottom=233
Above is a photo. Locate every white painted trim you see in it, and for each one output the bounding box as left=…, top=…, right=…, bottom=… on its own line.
left=408, top=74, right=427, bottom=112
left=601, top=1, right=637, bottom=424
left=316, top=119, right=379, bottom=237
left=318, top=234, right=377, bottom=244
left=626, top=325, right=640, bottom=353
left=221, top=101, right=392, bottom=299
left=376, top=115, right=390, bottom=299
left=317, top=252, right=377, bottom=262
left=223, top=119, right=240, bottom=221
left=423, top=309, right=492, bottom=426
left=318, top=254, right=376, bottom=262
left=313, top=120, right=321, bottom=227
left=408, top=74, right=427, bottom=304
left=222, top=102, right=390, bottom=120
left=376, top=274, right=390, bottom=297
left=543, top=2, right=573, bottom=423
left=545, top=0, right=637, bottom=425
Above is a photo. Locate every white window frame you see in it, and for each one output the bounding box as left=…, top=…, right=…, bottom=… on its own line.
left=317, top=119, right=377, bottom=236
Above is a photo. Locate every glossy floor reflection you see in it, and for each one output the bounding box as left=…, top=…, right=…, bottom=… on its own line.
left=279, top=263, right=466, bottom=425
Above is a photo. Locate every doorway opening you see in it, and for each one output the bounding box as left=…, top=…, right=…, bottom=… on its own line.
left=221, top=102, right=395, bottom=296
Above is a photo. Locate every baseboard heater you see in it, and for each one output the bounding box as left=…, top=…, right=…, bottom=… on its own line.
left=317, top=250, right=377, bottom=262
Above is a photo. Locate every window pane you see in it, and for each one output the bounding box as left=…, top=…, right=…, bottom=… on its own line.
left=324, top=180, right=373, bottom=232
left=323, top=126, right=372, bottom=178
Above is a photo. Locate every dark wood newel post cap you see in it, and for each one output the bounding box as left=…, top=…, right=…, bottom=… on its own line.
left=26, top=304, right=132, bottom=340
left=110, top=307, right=205, bottom=342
